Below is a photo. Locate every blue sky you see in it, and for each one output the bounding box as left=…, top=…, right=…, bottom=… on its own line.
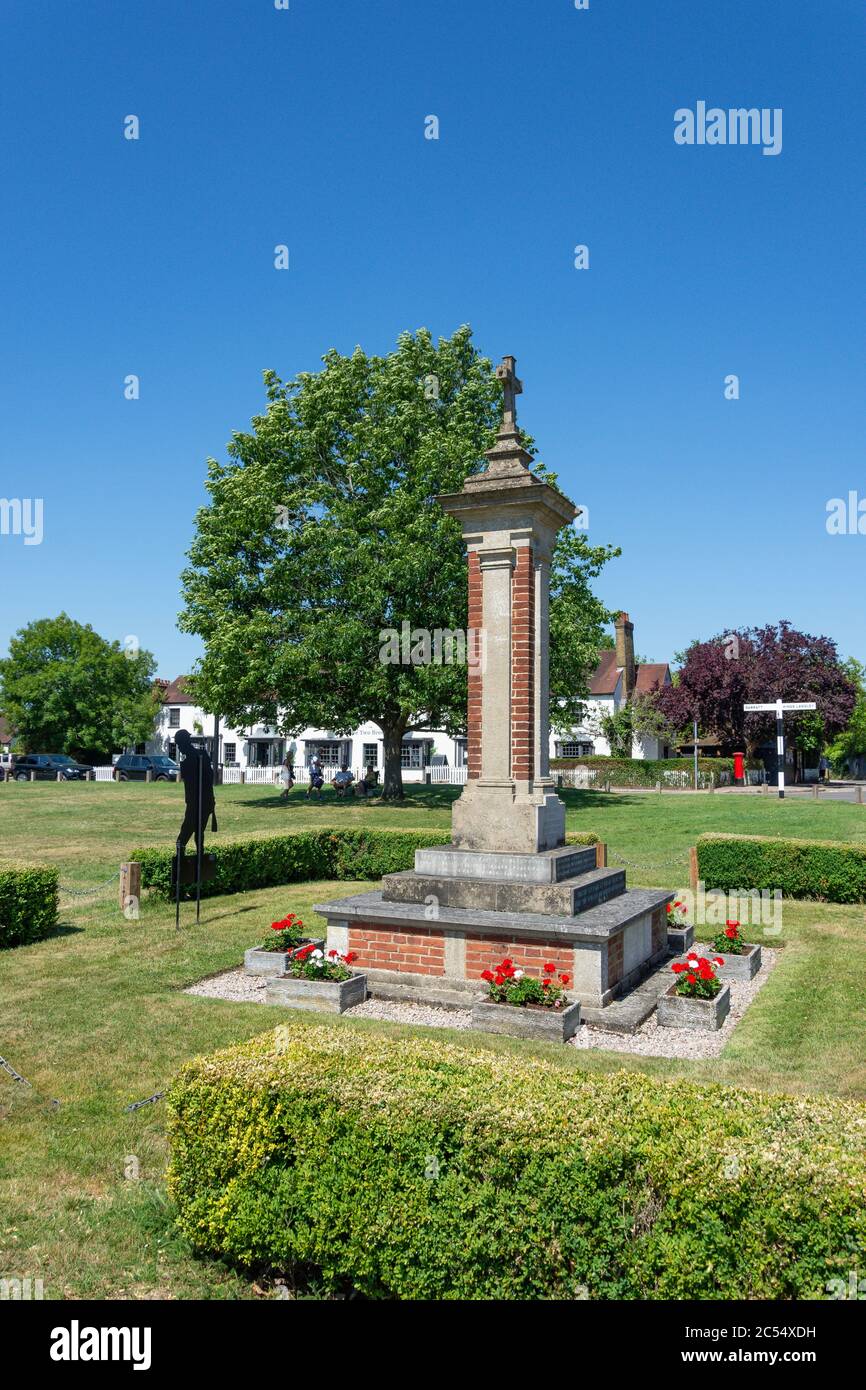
left=2, top=0, right=864, bottom=679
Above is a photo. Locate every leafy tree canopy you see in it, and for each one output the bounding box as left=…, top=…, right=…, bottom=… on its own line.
left=825, top=658, right=866, bottom=771
left=657, top=621, right=857, bottom=755
left=179, top=327, right=619, bottom=796
left=0, top=614, right=158, bottom=761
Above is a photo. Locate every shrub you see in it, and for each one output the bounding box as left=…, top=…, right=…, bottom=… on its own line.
left=551, top=756, right=760, bottom=789
left=0, top=864, right=59, bottom=949
left=131, top=828, right=599, bottom=900
left=697, top=833, right=866, bottom=903
left=167, top=1024, right=866, bottom=1300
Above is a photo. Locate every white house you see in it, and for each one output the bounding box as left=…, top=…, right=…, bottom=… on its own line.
left=550, top=613, right=673, bottom=760
left=147, top=678, right=465, bottom=781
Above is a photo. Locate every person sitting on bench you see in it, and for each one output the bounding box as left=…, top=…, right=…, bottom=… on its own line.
left=357, top=764, right=380, bottom=796
left=333, top=764, right=355, bottom=797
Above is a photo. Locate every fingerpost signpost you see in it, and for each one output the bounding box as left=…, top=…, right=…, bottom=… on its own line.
left=743, top=700, right=817, bottom=798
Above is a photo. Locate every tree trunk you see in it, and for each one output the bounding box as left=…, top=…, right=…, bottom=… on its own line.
left=381, top=721, right=406, bottom=800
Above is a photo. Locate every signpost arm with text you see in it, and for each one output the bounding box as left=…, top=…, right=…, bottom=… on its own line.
left=743, top=701, right=817, bottom=798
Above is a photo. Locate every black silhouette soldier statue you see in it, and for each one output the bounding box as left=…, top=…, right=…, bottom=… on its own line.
left=173, top=728, right=218, bottom=926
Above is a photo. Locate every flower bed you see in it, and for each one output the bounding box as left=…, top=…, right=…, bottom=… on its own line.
left=265, top=946, right=367, bottom=1013
left=665, top=898, right=695, bottom=953
left=710, top=920, right=762, bottom=981
left=658, top=952, right=730, bottom=1031
left=470, top=957, right=581, bottom=1041
left=243, top=913, right=324, bottom=977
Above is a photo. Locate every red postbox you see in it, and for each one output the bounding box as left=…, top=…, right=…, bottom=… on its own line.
left=733, top=751, right=745, bottom=782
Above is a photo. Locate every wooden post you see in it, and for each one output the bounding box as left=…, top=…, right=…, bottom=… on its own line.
left=30, top=770, right=35, bottom=782
left=119, top=861, right=141, bottom=917
left=146, top=770, right=153, bottom=783
left=655, top=780, right=661, bottom=795
left=813, top=784, right=819, bottom=800
left=240, top=769, right=246, bottom=784
left=689, top=845, right=699, bottom=891
left=56, top=771, right=63, bottom=782
left=858, top=785, right=864, bottom=805
left=595, top=841, right=607, bottom=869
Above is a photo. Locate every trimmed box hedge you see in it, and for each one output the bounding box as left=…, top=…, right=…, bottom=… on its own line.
left=551, top=756, right=760, bottom=788
left=167, top=1024, right=866, bottom=1300
left=697, top=833, right=866, bottom=903
left=132, top=828, right=600, bottom=899
left=0, top=864, right=59, bottom=949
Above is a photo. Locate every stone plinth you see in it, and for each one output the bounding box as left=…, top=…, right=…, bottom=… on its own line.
left=313, top=885, right=673, bottom=1011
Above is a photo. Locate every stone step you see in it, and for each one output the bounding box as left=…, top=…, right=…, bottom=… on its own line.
left=414, top=842, right=598, bottom=885
left=313, top=886, right=674, bottom=944
left=382, top=866, right=626, bottom=918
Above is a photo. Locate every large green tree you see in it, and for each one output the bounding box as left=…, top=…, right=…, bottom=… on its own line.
left=180, top=327, right=618, bottom=797
left=825, top=658, right=866, bottom=773
left=0, top=614, right=158, bottom=761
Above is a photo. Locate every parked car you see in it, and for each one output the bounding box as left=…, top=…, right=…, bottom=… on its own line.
left=114, top=754, right=179, bottom=782
left=11, top=753, right=94, bottom=781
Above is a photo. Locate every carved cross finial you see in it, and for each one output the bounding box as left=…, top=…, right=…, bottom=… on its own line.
left=495, top=355, right=522, bottom=431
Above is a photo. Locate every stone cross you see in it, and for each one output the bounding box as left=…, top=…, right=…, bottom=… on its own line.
left=495, top=356, right=522, bottom=430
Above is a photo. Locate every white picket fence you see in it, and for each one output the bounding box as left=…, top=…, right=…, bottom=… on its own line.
left=429, top=765, right=468, bottom=785
left=94, top=766, right=116, bottom=781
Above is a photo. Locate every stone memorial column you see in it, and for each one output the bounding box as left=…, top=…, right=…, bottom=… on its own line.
left=438, top=357, right=577, bottom=855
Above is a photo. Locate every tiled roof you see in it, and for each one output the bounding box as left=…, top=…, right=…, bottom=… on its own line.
left=635, top=663, right=670, bottom=695
left=587, top=653, right=671, bottom=697
left=588, top=649, right=620, bottom=695
left=161, top=676, right=193, bottom=705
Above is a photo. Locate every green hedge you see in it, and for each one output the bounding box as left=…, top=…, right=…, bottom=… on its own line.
left=131, top=829, right=600, bottom=899
left=0, top=864, right=59, bottom=949
left=167, top=1024, right=866, bottom=1300
left=551, top=756, right=761, bottom=788
left=697, top=833, right=866, bottom=903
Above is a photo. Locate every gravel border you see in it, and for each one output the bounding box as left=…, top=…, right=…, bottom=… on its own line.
left=186, top=951, right=777, bottom=1060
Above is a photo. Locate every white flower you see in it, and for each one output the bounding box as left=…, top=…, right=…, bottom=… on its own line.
left=311, top=949, right=323, bottom=959
left=513, top=969, right=524, bottom=980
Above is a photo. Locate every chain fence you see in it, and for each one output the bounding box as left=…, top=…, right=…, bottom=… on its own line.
left=57, top=870, right=120, bottom=900
left=608, top=852, right=689, bottom=872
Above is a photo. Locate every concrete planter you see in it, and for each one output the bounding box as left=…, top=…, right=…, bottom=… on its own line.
left=667, top=923, right=694, bottom=955
left=265, top=971, right=367, bottom=1014
left=243, top=938, right=325, bottom=977
left=714, top=943, right=762, bottom=981
left=470, top=997, right=582, bottom=1043
left=657, top=982, right=730, bottom=1032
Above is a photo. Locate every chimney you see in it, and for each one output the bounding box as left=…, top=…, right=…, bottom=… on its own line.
left=615, top=612, right=636, bottom=701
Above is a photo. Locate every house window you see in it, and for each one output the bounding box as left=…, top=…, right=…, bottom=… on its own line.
left=400, top=742, right=427, bottom=770
left=169, top=708, right=180, bottom=728
left=310, top=742, right=341, bottom=766
left=454, top=738, right=467, bottom=768
left=362, top=743, right=378, bottom=767
left=560, top=740, right=592, bottom=758
left=223, top=743, right=236, bottom=765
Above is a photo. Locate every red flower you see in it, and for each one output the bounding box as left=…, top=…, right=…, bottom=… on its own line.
left=666, top=903, right=672, bottom=914
left=559, top=974, right=570, bottom=986
left=345, top=951, right=358, bottom=964
left=481, top=970, right=494, bottom=983
left=672, top=962, right=688, bottom=973
left=543, top=962, right=556, bottom=974
left=713, top=957, right=725, bottom=966
left=725, top=925, right=739, bottom=940
left=501, top=958, right=513, bottom=968
left=494, top=975, right=505, bottom=987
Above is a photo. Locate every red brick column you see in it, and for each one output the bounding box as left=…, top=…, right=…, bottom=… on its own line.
left=467, top=549, right=483, bottom=779
left=510, top=544, right=534, bottom=781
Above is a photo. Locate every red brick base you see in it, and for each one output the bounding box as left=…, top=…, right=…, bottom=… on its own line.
left=465, top=933, right=573, bottom=982
left=348, top=923, right=446, bottom=976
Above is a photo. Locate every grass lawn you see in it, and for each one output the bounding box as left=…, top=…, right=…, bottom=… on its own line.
left=1, top=781, right=865, bottom=1298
